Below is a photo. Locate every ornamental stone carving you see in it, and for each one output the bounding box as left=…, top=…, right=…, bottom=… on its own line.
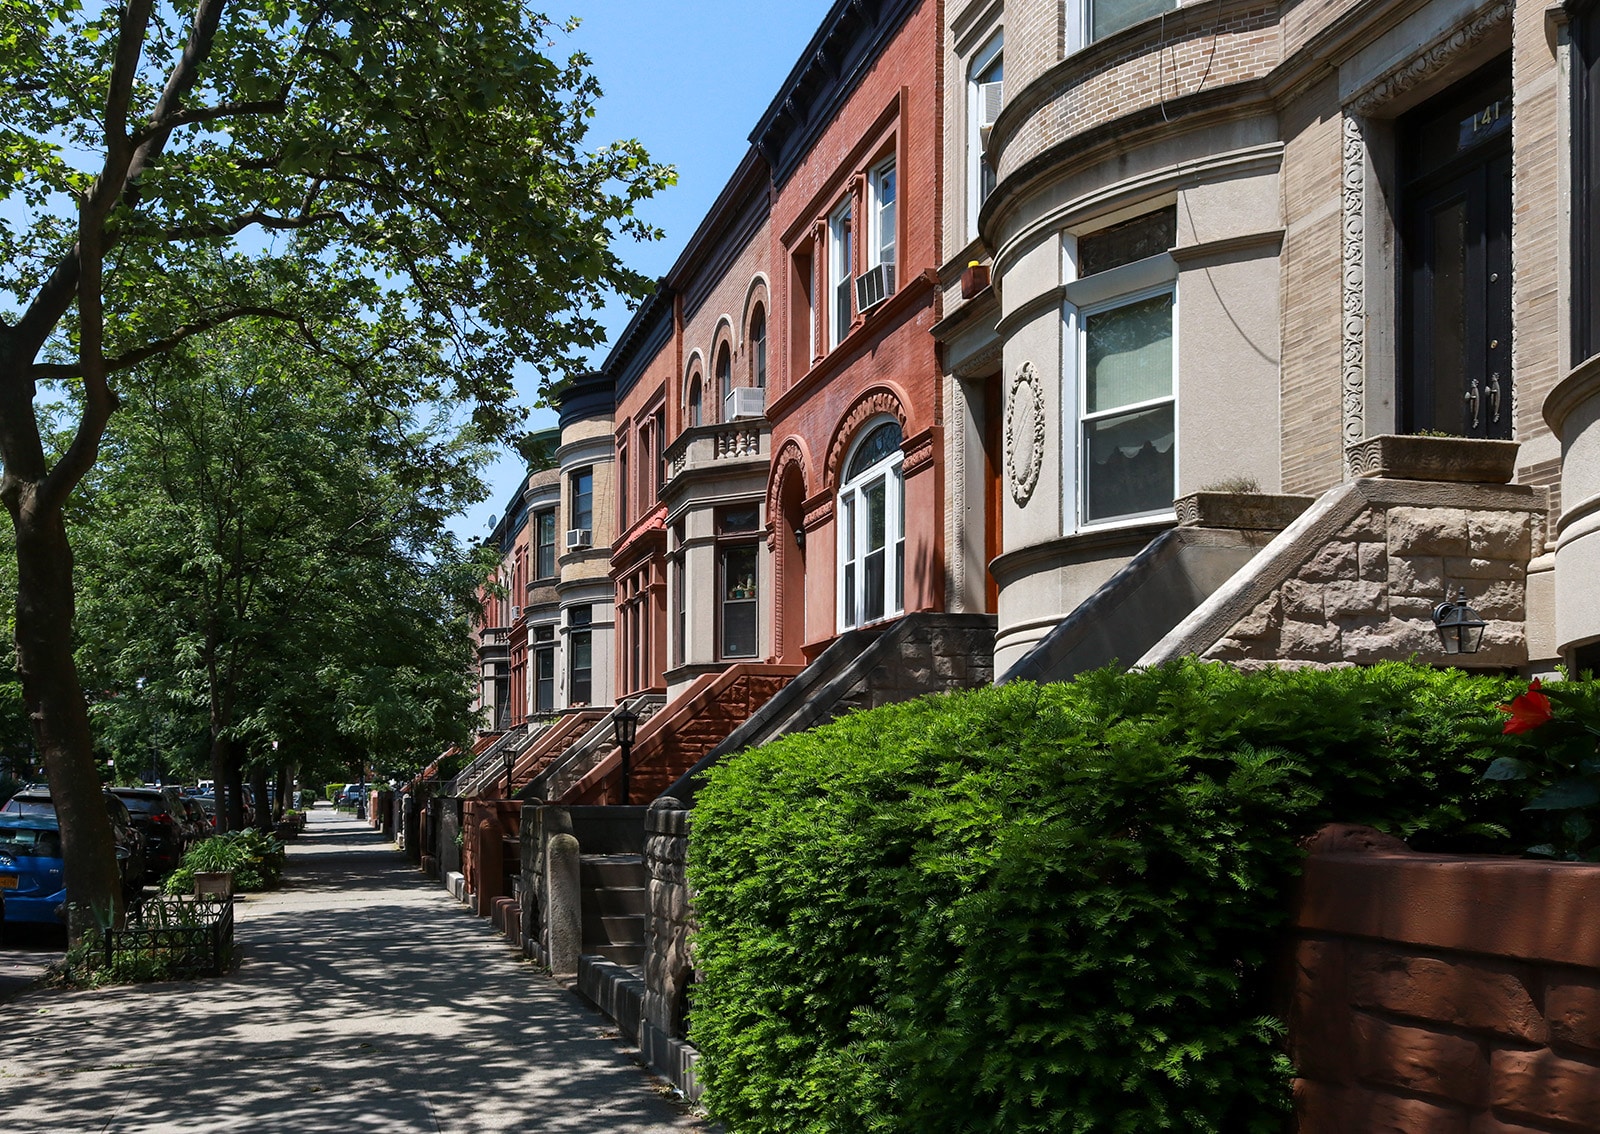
left=1005, top=361, right=1045, bottom=506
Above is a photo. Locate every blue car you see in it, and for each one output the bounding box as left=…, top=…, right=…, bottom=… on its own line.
left=0, top=816, right=67, bottom=931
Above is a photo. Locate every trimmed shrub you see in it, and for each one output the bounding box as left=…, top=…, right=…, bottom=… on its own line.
left=688, top=661, right=1531, bottom=1134
left=163, top=828, right=286, bottom=895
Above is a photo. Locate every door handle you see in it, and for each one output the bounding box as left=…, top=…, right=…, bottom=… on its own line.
left=1488, top=372, right=1502, bottom=424
left=1465, top=378, right=1481, bottom=429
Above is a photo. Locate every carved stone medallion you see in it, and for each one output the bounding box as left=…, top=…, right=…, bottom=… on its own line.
left=1005, top=361, right=1045, bottom=506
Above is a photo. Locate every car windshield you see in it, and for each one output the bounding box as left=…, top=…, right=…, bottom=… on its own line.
left=116, top=796, right=160, bottom=813
left=0, top=827, right=62, bottom=857
left=1, top=798, right=56, bottom=817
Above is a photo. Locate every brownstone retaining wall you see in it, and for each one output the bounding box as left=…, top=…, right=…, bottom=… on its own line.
left=1291, top=826, right=1600, bottom=1133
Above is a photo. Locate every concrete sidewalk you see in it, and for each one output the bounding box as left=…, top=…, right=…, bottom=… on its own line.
left=0, top=806, right=708, bottom=1132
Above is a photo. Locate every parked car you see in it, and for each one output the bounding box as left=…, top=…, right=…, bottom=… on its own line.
left=0, top=790, right=146, bottom=900
left=182, top=796, right=212, bottom=837
left=0, top=816, right=66, bottom=935
left=108, top=787, right=191, bottom=877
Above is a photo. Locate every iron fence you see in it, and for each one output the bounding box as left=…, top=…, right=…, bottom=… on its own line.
left=105, top=895, right=234, bottom=977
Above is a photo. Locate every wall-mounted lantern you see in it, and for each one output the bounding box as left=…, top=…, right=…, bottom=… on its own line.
left=1432, top=587, right=1487, bottom=655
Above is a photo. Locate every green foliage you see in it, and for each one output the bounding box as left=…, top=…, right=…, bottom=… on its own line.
left=73, top=321, right=488, bottom=786
left=1483, top=675, right=1600, bottom=858
left=59, top=899, right=233, bottom=986
left=688, top=661, right=1529, bottom=1134
left=163, top=829, right=285, bottom=895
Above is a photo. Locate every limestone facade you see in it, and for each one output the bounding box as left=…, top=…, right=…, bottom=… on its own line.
left=964, top=0, right=1595, bottom=674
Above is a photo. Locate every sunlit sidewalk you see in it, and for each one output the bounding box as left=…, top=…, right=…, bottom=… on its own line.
left=0, top=805, right=705, bottom=1133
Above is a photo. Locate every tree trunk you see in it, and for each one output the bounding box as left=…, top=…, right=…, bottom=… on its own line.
left=208, top=731, right=230, bottom=834
left=5, top=483, right=121, bottom=939
left=274, top=761, right=289, bottom=821
left=224, top=745, right=245, bottom=832
left=250, top=762, right=270, bottom=833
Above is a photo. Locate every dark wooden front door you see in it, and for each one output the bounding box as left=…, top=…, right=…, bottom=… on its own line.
left=1401, top=64, right=1513, bottom=439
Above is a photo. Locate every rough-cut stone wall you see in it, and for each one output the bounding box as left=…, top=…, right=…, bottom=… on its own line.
left=643, top=803, right=695, bottom=1043
left=825, top=616, right=996, bottom=717
left=1205, top=503, right=1540, bottom=669
left=1292, top=826, right=1600, bottom=1133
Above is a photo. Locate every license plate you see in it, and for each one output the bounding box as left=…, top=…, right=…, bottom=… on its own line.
left=0, top=875, right=18, bottom=889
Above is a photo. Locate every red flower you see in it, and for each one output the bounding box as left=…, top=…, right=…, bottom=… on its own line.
left=1500, top=679, right=1554, bottom=735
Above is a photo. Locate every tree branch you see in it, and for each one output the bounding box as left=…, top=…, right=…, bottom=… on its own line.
left=129, top=97, right=288, bottom=146
left=162, top=206, right=351, bottom=242
left=31, top=305, right=306, bottom=380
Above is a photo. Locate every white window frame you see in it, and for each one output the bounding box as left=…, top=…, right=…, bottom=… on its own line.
left=1061, top=241, right=1180, bottom=533
left=828, top=197, right=854, bottom=350
left=967, top=33, right=1004, bottom=240
left=868, top=158, right=896, bottom=271
left=836, top=417, right=906, bottom=631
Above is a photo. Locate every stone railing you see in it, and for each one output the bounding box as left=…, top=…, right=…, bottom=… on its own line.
left=664, top=420, right=769, bottom=482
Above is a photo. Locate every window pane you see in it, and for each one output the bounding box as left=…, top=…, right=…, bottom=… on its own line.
left=865, top=478, right=886, bottom=553
left=718, top=506, right=760, bottom=534
left=571, top=631, right=592, bottom=704
left=876, top=165, right=896, bottom=265
left=1085, top=294, right=1172, bottom=413
left=864, top=548, right=885, bottom=623
left=689, top=379, right=702, bottom=427
left=1084, top=403, right=1176, bottom=522
left=751, top=310, right=767, bottom=388
left=1092, top=0, right=1176, bottom=42
left=573, top=471, right=594, bottom=531
left=722, top=545, right=758, bottom=658
left=536, top=512, right=556, bottom=577
left=846, top=421, right=902, bottom=480
left=1077, top=208, right=1176, bottom=277
left=842, top=495, right=856, bottom=559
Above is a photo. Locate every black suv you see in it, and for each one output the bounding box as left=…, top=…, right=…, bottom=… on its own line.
left=0, top=787, right=148, bottom=898
left=109, top=787, right=191, bottom=877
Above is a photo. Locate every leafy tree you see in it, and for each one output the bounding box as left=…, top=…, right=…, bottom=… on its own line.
left=0, top=0, right=668, bottom=932
left=75, top=320, right=491, bottom=831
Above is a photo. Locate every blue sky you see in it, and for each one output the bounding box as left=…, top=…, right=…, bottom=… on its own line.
left=454, top=0, right=834, bottom=540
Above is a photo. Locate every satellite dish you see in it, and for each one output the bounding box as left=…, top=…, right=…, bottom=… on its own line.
left=487, top=514, right=498, bottom=529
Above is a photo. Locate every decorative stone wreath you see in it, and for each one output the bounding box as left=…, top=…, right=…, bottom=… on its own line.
left=1006, top=361, right=1045, bottom=506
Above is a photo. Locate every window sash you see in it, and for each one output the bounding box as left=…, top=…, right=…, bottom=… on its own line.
left=572, top=471, right=594, bottom=531
left=535, top=511, right=556, bottom=578
left=871, top=161, right=896, bottom=268
left=1074, top=284, right=1177, bottom=527
left=830, top=202, right=853, bottom=347
left=720, top=544, right=759, bottom=658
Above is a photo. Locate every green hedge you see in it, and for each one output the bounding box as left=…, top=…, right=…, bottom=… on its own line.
left=688, top=661, right=1531, bottom=1134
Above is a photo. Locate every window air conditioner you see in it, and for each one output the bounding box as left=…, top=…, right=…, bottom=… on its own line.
left=510, top=605, right=521, bottom=622
left=855, top=263, right=896, bottom=312
left=725, top=386, right=766, bottom=421
left=565, top=528, right=592, bottom=550
left=978, top=80, right=1004, bottom=138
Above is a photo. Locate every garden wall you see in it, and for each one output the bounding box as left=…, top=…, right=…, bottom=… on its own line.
left=1291, top=825, right=1600, bottom=1133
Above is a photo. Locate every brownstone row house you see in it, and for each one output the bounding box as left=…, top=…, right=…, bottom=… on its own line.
left=418, top=0, right=1600, bottom=1105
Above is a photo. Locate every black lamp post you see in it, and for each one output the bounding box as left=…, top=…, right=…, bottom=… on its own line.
left=613, top=706, right=640, bottom=805
left=1432, top=587, right=1487, bottom=655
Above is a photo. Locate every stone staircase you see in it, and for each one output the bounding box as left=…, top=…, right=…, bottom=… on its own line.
left=524, top=694, right=666, bottom=803
left=660, top=612, right=997, bottom=806
left=509, top=710, right=605, bottom=795
left=560, top=663, right=802, bottom=806
left=580, top=853, right=648, bottom=967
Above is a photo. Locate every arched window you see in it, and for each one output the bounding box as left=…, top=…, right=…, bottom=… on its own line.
left=688, top=373, right=703, bottom=427
left=750, top=306, right=767, bottom=389
left=715, top=343, right=732, bottom=411
left=837, top=418, right=904, bottom=630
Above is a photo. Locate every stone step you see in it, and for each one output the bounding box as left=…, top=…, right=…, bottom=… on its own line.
left=581, top=886, right=648, bottom=918
left=583, top=912, right=646, bottom=948
left=585, top=942, right=646, bottom=967
left=581, top=853, right=647, bottom=888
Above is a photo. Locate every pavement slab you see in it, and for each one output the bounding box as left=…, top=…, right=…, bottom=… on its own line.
left=0, top=806, right=707, bottom=1133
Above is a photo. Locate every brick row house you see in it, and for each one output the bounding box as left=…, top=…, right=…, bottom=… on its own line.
left=428, top=0, right=1600, bottom=1102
